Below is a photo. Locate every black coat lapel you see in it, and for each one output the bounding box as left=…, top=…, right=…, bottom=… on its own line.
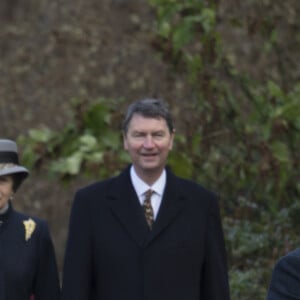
left=107, top=167, right=186, bottom=248
left=107, top=167, right=150, bottom=247
left=145, top=169, right=185, bottom=245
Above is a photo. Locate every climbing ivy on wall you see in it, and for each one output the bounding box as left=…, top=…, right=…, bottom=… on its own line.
left=18, top=1, right=300, bottom=299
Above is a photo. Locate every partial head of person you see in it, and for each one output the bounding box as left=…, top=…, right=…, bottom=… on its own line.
left=0, top=139, right=29, bottom=210
left=122, top=98, right=175, bottom=184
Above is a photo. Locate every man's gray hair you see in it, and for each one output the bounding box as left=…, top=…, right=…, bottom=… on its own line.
left=122, top=98, right=174, bottom=134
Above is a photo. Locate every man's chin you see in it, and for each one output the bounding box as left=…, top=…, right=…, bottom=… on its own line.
left=140, top=160, right=159, bottom=168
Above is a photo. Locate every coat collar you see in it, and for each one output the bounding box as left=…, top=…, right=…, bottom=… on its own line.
left=0, top=201, right=13, bottom=229
left=107, top=166, right=185, bottom=248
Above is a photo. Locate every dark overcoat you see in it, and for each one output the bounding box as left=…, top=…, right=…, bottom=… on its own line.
left=267, top=247, right=300, bottom=300
left=0, top=203, right=60, bottom=300
left=61, top=166, right=231, bottom=300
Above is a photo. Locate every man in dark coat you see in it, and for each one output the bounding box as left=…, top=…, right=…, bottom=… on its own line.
left=61, top=98, right=231, bottom=300
left=266, top=248, right=300, bottom=300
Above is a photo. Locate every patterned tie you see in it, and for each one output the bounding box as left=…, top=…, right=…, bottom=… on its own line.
left=143, top=189, right=154, bottom=228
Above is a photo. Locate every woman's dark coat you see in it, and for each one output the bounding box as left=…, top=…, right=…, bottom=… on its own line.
left=0, top=203, right=60, bottom=300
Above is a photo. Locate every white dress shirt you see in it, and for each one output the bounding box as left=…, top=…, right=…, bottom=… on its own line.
left=130, top=166, right=166, bottom=220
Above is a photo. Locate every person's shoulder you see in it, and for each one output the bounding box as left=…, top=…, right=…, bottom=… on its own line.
left=276, top=248, right=300, bottom=269
left=287, top=247, right=300, bottom=258
left=75, top=167, right=130, bottom=196
left=74, top=172, right=125, bottom=202
left=268, top=248, right=300, bottom=300
left=282, top=248, right=300, bottom=264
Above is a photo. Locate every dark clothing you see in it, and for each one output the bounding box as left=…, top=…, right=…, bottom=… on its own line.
left=62, top=166, right=230, bottom=300
left=0, top=203, right=60, bottom=300
left=267, top=248, right=300, bottom=300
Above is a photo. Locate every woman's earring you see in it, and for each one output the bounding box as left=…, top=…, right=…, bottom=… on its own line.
left=9, top=194, right=14, bottom=200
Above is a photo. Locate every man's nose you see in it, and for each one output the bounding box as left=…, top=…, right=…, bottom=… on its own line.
left=143, top=136, right=155, bottom=147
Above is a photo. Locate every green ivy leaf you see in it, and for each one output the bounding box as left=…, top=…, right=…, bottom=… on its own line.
left=270, top=141, right=290, bottom=163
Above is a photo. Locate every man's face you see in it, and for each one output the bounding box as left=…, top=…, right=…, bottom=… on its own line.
left=123, top=113, right=174, bottom=181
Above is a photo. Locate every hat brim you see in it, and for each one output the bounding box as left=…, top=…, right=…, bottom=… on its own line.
left=0, top=165, right=29, bottom=178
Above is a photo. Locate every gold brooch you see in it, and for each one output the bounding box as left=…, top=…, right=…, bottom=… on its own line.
left=23, top=218, right=36, bottom=241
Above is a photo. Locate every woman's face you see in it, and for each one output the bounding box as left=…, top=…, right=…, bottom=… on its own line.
left=0, top=175, right=14, bottom=210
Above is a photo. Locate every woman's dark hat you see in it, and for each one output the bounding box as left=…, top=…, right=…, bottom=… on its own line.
left=0, top=139, right=29, bottom=181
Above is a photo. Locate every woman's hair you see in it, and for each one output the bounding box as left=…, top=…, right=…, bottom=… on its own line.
left=11, top=173, right=27, bottom=192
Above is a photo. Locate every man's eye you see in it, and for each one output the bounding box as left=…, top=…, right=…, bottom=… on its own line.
left=132, top=133, right=144, bottom=138
left=154, top=132, right=164, bottom=137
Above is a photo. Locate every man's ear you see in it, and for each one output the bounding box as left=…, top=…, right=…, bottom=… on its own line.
left=169, top=129, right=175, bottom=150
left=123, top=133, right=128, bottom=150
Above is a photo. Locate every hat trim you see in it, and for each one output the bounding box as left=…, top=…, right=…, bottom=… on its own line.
left=0, top=165, right=29, bottom=177
left=0, top=152, right=19, bottom=164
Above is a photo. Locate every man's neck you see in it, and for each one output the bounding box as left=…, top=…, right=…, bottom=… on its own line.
left=132, top=166, right=164, bottom=186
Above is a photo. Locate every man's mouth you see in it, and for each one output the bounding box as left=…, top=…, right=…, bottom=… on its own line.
left=141, top=153, right=157, bottom=157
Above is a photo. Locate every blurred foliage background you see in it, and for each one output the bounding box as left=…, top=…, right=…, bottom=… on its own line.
left=1, top=0, right=300, bottom=299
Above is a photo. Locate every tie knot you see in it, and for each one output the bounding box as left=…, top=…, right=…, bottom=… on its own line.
left=144, top=189, right=153, bottom=200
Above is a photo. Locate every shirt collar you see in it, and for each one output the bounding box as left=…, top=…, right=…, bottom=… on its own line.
left=130, top=165, right=166, bottom=197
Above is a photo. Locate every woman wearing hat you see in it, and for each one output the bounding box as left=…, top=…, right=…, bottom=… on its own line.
left=0, top=139, right=60, bottom=300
